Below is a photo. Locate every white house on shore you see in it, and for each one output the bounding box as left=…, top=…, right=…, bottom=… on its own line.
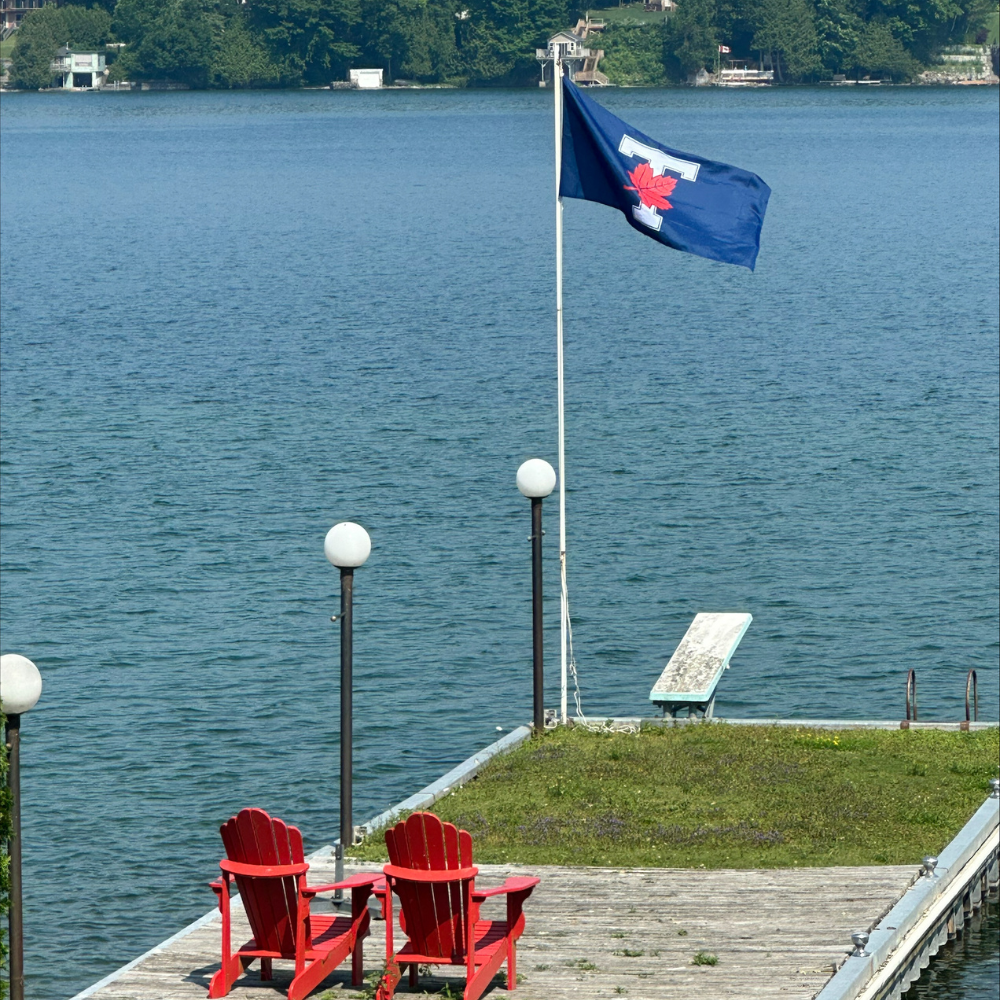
left=349, top=68, right=383, bottom=89
left=536, top=18, right=608, bottom=86
left=51, top=47, right=106, bottom=89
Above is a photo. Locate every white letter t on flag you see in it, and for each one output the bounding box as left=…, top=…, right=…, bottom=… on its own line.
left=619, top=135, right=700, bottom=231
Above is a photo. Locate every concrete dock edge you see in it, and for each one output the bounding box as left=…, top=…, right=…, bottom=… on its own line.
left=358, top=724, right=532, bottom=837
left=814, top=792, right=1000, bottom=1000
left=574, top=716, right=998, bottom=731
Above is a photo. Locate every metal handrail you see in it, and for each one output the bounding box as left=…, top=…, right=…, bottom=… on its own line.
left=965, top=669, right=978, bottom=723
left=905, top=668, right=918, bottom=723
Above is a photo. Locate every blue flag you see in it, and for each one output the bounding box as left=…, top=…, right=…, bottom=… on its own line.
left=560, top=79, right=770, bottom=270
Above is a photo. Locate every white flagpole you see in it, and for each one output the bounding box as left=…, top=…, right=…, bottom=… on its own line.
left=554, top=57, right=568, bottom=725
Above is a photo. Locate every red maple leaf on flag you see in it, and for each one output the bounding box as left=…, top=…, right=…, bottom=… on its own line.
left=624, top=162, right=678, bottom=211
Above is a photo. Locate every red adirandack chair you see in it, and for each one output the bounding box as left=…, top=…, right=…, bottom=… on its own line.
left=208, top=807, right=380, bottom=1000
left=375, top=812, right=540, bottom=1000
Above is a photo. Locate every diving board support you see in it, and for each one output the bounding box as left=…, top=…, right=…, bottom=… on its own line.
left=650, top=612, right=752, bottom=718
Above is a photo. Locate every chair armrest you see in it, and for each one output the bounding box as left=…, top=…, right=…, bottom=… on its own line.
left=472, top=876, right=540, bottom=901
left=220, top=859, right=309, bottom=878
left=301, top=872, right=382, bottom=896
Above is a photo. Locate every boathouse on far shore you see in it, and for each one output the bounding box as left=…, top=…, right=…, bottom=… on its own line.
left=51, top=47, right=107, bottom=89
left=536, top=18, right=609, bottom=87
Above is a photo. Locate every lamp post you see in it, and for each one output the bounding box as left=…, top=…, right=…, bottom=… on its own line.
left=517, top=459, right=556, bottom=731
left=1, top=653, right=43, bottom=1000
left=324, top=522, right=371, bottom=891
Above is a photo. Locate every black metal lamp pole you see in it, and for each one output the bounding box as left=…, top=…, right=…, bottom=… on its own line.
left=530, top=498, right=545, bottom=731
left=339, top=566, right=354, bottom=879
left=6, top=714, right=24, bottom=1000
left=1, top=652, right=42, bottom=1000
left=324, top=522, right=370, bottom=897
left=517, top=459, right=556, bottom=732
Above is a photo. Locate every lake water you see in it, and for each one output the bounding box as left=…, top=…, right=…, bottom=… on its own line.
left=0, top=86, right=997, bottom=999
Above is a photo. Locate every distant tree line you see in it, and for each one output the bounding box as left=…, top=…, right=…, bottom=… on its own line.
left=8, top=0, right=996, bottom=89
left=603, top=0, right=995, bottom=84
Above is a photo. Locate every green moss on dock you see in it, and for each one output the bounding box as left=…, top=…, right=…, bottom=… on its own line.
left=347, top=724, right=999, bottom=869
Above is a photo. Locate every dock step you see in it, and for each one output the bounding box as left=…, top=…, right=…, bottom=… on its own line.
left=650, top=612, right=751, bottom=718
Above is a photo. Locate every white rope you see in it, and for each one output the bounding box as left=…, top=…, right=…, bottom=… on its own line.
left=562, top=576, right=640, bottom=736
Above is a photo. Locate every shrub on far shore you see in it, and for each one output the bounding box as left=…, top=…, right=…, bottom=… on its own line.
left=600, top=24, right=669, bottom=86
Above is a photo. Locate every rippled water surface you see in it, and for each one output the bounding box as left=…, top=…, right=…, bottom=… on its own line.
left=1, top=87, right=998, bottom=999
left=904, top=900, right=1000, bottom=998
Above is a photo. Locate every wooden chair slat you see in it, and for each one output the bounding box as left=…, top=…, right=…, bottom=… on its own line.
left=231, top=811, right=272, bottom=951
left=385, top=826, right=399, bottom=865
left=289, top=825, right=305, bottom=864
left=443, top=822, right=464, bottom=949
left=425, top=816, right=460, bottom=959
left=404, top=812, right=431, bottom=869
left=443, top=822, right=459, bottom=869
left=220, top=817, right=240, bottom=862
left=248, top=809, right=293, bottom=953
left=273, top=818, right=292, bottom=865
left=235, top=809, right=262, bottom=864
left=416, top=882, right=440, bottom=955
left=459, top=829, right=473, bottom=868
left=250, top=808, right=280, bottom=864
left=271, top=817, right=301, bottom=940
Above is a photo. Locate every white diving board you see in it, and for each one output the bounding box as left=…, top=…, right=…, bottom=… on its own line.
left=650, top=612, right=752, bottom=718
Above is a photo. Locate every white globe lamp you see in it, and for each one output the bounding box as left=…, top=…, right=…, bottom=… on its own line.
left=1, top=654, right=42, bottom=716
left=517, top=458, right=556, bottom=499
left=324, top=522, right=372, bottom=568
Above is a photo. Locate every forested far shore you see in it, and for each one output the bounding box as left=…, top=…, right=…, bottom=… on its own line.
left=5, top=0, right=998, bottom=91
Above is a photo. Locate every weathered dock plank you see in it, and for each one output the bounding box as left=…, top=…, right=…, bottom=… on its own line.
left=83, top=860, right=915, bottom=1000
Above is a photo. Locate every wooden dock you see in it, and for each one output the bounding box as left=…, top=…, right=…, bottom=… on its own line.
left=83, top=859, right=916, bottom=1000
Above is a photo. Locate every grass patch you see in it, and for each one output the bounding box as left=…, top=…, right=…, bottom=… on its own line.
left=348, top=724, right=998, bottom=869
left=692, top=951, right=718, bottom=966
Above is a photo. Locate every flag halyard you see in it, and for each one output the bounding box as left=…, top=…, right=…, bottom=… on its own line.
left=559, top=78, right=771, bottom=270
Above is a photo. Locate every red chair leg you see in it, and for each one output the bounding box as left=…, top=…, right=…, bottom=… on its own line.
left=208, top=955, right=251, bottom=999
left=261, top=957, right=273, bottom=981
left=209, top=876, right=245, bottom=998
left=465, top=944, right=509, bottom=1000
left=409, top=963, right=419, bottom=987
left=375, top=960, right=401, bottom=1000
left=352, top=937, right=365, bottom=986
left=288, top=954, right=340, bottom=1000
left=508, top=940, right=517, bottom=990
